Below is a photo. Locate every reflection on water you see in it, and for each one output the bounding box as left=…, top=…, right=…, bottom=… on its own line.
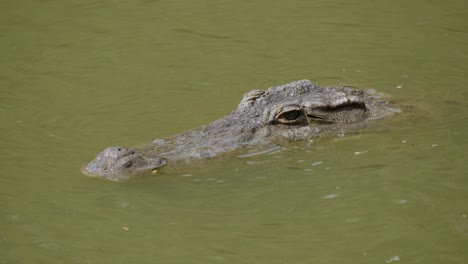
left=1, top=0, right=467, bottom=263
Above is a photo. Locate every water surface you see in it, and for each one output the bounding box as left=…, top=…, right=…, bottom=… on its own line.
left=1, top=0, right=467, bottom=263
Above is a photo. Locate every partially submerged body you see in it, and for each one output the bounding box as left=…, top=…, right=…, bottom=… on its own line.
left=82, top=80, right=399, bottom=180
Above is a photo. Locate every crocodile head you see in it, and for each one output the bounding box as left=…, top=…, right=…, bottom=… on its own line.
left=234, top=80, right=398, bottom=143
left=83, top=80, right=398, bottom=180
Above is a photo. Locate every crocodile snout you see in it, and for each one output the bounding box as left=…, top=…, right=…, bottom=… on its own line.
left=82, top=146, right=166, bottom=180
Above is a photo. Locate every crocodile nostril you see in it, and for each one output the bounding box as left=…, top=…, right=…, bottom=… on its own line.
left=122, top=161, right=133, bottom=168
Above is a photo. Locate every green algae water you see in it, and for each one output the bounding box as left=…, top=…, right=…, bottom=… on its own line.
left=1, top=0, right=467, bottom=263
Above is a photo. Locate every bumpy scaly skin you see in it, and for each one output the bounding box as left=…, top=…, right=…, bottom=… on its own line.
left=82, top=80, right=399, bottom=180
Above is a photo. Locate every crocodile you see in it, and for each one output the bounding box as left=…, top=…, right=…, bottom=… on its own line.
left=82, top=80, right=398, bottom=180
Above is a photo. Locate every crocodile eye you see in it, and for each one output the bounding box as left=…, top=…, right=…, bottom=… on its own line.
left=275, top=110, right=307, bottom=125
left=283, top=110, right=301, bottom=120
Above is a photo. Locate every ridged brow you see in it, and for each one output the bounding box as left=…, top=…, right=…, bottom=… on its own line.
left=303, top=95, right=365, bottom=109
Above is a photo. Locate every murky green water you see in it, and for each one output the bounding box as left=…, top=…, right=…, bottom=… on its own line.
left=1, top=0, right=467, bottom=263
